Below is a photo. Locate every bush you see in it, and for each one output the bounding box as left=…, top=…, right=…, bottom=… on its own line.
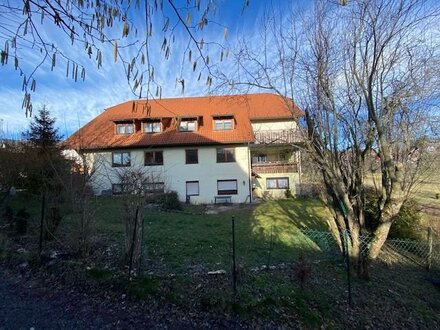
left=364, top=188, right=423, bottom=240
left=363, top=188, right=381, bottom=232
left=389, top=199, right=423, bottom=240
left=144, top=191, right=182, bottom=210
left=159, top=191, right=181, bottom=210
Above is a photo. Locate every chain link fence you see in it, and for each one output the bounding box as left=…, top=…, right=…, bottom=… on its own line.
left=299, top=228, right=440, bottom=271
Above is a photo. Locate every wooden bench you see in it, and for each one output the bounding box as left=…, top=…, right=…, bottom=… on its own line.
left=215, top=196, right=232, bottom=204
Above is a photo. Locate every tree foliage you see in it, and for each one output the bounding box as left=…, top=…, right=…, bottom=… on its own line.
left=0, top=0, right=248, bottom=116
left=229, top=0, right=440, bottom=277
left=23, top=105, right=62, bottom=149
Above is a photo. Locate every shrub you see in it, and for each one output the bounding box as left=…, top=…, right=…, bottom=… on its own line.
left=160, top=191, right=181, bottom=210
left=363, top=188, right=381, bottom=232
left=389, top=199, right=423, bottom=240
left=364, top=187, right=423, bottom=240
left=285, top=189, right=293, bottom=199
left=144, top=191, right=182, bottom=210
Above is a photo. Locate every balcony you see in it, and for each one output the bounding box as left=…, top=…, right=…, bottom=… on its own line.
left=253, top=129, right=302, bottom=145
left=252, top=162, right=299, bottom=174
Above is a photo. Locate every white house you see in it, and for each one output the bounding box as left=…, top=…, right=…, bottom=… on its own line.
left=65, top=93, right=303, bottom=204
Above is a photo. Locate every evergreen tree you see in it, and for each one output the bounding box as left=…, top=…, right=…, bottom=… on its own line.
left=24, top=105, right=62, bottom=150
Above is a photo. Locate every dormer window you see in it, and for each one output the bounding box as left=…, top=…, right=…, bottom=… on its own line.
left=116, top=123, right=134, bottom=135
left=213, top=116, right=234, bottom=130
left=144, top=120, right=161, bottom=133
left=179, top=118, right=198, bottom=132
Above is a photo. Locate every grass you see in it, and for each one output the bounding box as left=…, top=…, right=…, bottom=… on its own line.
left=2, top=193, right=440, bottom=327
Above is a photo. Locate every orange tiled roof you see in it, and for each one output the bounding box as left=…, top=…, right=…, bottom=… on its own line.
left=65, top=93, right=301, bottom=150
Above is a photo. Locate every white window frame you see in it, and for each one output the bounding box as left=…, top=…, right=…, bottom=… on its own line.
left=116, top=123, right=134, bottom=135
left=144, top=121, right=161, bottom=133
left=179, top=118, right=198, bottom=132
left=186, top=181, right=199, bottom=196
left=266, top=177, right=289, bottom=189
left=214, top=118, right=233, bottom=130
left=217, top=180, right=238, bottom=195
left=112, top=151, right=131, bottom=167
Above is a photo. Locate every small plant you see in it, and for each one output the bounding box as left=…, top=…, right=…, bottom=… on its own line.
left=435, top=193, right=439, bottom=200
left=285, top=189, right=293, bottom=199
left=293, top=254, right=312, bottom=289
left=15, top=208, right=30, bottom=235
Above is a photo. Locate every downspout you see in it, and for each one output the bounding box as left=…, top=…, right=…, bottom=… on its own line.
left=247, top=142, right=253, bottom=204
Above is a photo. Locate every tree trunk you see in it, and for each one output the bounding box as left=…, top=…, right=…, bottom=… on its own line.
left=368, top=221, right=393, bottom=260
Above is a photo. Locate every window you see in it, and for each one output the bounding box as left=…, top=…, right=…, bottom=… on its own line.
left=144, top=120, right=161, bottom=133
left=266, top=177, right=289, bottom=189
left=186, top=181, right=199, bottom=196
left=217, top=180, right=238, bottom=195
left=144, top=182, right=165, bottom=193
left=216, top=148, right=235, bottom=163
left=214, top=117, right=233, bottom=130
left=112, top=152, right=131, bottom=167
left=185, top=149, right=198, bottom=164
left=179, top=118, right=197, bottom=132
left=144, top=151, right=163, bottom=166
left=112, top=183, right=124, bottom=194
left=252, top=154, right=267, bottom=164
left=116, top=123, right=134, bottom=135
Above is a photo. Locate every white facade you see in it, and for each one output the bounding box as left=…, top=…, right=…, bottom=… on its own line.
left=85, top=145, right=252, bottom=204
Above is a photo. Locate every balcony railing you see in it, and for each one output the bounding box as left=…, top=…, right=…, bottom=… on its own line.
left=254, top=129, right=302, bottom=145
left=252, top=162, right=299, bottom=174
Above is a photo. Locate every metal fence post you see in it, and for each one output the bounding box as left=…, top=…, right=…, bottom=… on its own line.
left=427, top=227, right=433, bottom=270
left=232, top=216, right=237, bottom=295
left=343, top=230, right=353, bottom=307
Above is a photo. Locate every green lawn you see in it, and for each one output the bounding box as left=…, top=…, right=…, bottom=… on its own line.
left=4, top=194, right=332, bottom=272
left=2, top=193, right=440, bottom=328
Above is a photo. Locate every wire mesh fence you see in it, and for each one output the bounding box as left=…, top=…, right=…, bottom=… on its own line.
left=299, top=228, right=440, bottom=271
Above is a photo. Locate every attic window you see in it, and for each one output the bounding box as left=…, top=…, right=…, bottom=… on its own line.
left=144, top=120, right=161, bottom=133
left=179, top=118, right=198, bottom=132
left=116, top=123, right=134, bottom=135
left=214, top=116, right=234, bottom=130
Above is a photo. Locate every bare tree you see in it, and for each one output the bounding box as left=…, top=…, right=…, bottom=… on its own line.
left=227, top=0, right=440, bottom=277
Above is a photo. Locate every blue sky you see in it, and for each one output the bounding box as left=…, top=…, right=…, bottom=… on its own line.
left=0, top=0, right=292, bottom=138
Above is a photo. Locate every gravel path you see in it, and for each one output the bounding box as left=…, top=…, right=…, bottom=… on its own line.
left=0, top=267, right=251, bottom=330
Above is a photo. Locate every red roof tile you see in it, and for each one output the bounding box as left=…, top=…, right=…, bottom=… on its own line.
left=65, top=93, right=302, bottom=150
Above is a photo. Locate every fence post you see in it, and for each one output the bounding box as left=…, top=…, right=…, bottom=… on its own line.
left=39, top=192, right=46, bottom=259
left=427, top=227, right=433, bottom=271
left=231, top=216, right=237, bottom=295
left=128, top=205, right=140, bottom=279
left=343, top=231, right=353, bottom=307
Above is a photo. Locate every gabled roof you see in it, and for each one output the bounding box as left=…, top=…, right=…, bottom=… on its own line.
left=65, top=93, right=302, bottom=150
